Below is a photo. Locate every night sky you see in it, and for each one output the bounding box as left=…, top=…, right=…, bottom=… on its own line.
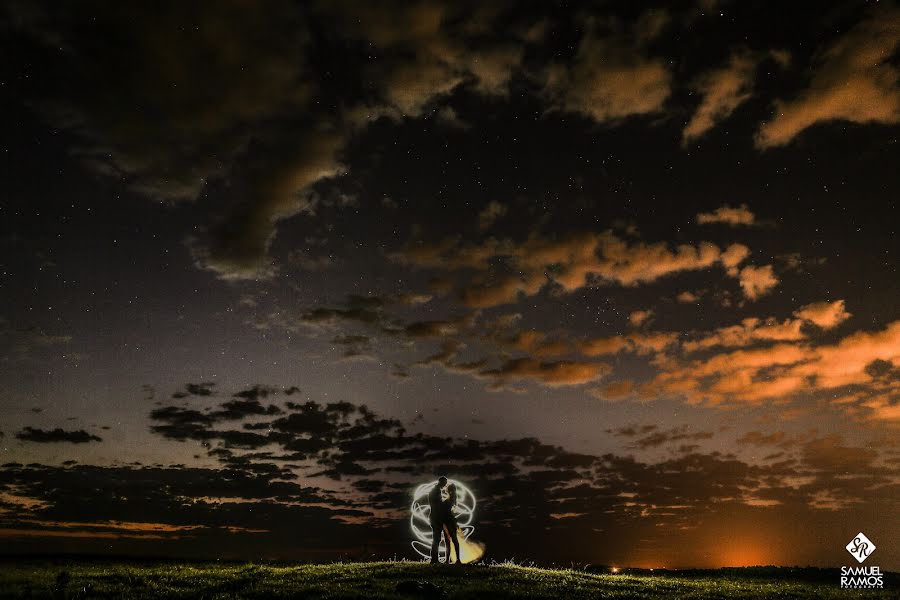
left=1, top=0, right=898, bottom=569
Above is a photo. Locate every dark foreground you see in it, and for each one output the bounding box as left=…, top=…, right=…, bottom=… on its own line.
left=0, top=560, right=896, bottom=599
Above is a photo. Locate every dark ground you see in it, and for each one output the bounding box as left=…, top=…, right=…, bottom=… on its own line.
left=0, top=559, right=897, bottom=599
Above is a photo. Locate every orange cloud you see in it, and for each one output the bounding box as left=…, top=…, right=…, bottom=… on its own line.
left=684, top=301, right=852, bottom=352
left=507, top=330, right=572, bottom=358
left=756, top=5, right=900, bottom=148
left=330, top=1, right=529, bottom=117
left=396, top=232, right=772, bottom=306
left=684, top=317, right=805, bottom=352
left=861, top=393, right=900, bottom=423
left=544, top=10, right=671, bottom=123
left=793, top=320, right=900, bottom=389
left=478, top=201, right=508, bottom=230
left=629, top=310, right=654, bottom=327
left=646, top=321, right=900, bottom=413
left=580, top=332, right=678, bottom=357
left=589, top=379, right=635, bottom=401
left=684, top=53, right=758, bottom=144
left=676, top=290, right=702, bottom=303
left=696, top=204, right=756, bottom=227
left=793, top=299, right=851, bottom=329
left=737, top=264, right=778, bottom=300
left=720, top=243, right=750, bottom=271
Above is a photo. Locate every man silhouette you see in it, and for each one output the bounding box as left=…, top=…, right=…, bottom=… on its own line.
left=428, top=476, right=448, bottom=564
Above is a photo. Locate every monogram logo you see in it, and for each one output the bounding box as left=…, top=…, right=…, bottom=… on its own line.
left=846, top=532, right=876, bottom=563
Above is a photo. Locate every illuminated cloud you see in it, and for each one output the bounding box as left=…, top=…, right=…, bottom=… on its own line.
left=793, top=320, right=900, bottom=389
left=756, top=5, right=900, bottom=148
left=579, top=332, right=678, bottom=357
left=684, top=52, right=758, bottom=143
left=628, top=310, right=654, bottom=327
left=506, top=330, right=572, bottom=358
left=719, top=243, right=751, bottom=271
left=683, top=317, right=805, bottom=352
left=696, top=204, right=756, bottom=227
left=323, top=1, right=529, bottom=117
left=544, top=10, right=671, bottom=123
left=793, top=299, right=851, bottom=329
left=533, top=234, right=753, bottom=301
left=860, top=393, right=900, bottom=423
left=589, top=379, right=635, bottom=401
left=644, top=342, right=813, bottom=405
left=676, top=290, right=702, bottom=303
left=737, top=264, right=779, bottom=300
left=193, top=130, right=346, bottom=279
left=646, top=320, right=900, bottom=412
left=478, top=201, right=508, bottom=231
left=397, top=232, right=766, bottom=307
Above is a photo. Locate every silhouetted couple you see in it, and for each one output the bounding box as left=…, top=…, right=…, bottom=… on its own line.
left=428, top=476, right=462, bottom=565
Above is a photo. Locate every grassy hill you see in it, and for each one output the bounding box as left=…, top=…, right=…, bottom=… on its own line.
left=0, top=560, right=896, bottom=599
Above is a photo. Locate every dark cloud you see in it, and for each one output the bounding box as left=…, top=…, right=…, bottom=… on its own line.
left=191, top=128, right=346, bottom=279
left=148, top=406, right=216, bottom=442
left=299, top=295, right=387, bottom=328
left=232, top=385, right=279, bottom=402
left=332, top=334, right=374, bottom=359
left=214, top=399, right=282, bottom=421
left=607, top=425, right=714, bottom=451
left=6, top=1, right=333, bottom=279
left=140, top=387, right=900, bottom=556
left=737, top=431, right=789, bottom=447
left=16, top=427, right=102, bottom=444
left=0, top=462, right=379, bottom=558
left=478, top=357, right=611, bottom=389
left=172, top=382, right=217, bottom=399
left=402, top=315, right=473, bottom=338
left=7, top=0, right=898, bottom=286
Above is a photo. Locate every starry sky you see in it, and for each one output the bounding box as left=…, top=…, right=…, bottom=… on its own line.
left=1, top=0, right=899, bottom=568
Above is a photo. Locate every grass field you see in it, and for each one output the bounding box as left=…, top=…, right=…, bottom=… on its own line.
left=0, top=560, right=896, bottom=599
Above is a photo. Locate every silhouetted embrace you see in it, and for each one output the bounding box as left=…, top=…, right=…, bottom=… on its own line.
left=428, top=476, right=462, bottom=565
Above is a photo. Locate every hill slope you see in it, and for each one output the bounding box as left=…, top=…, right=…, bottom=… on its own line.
left=0, top=560, right=895, bottom=599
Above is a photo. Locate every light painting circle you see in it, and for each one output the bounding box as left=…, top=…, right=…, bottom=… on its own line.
left=409, top=479, right=476, bottom=561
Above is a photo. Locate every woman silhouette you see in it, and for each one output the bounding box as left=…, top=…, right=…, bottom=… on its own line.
left=442, top=483, right=462, bottom=564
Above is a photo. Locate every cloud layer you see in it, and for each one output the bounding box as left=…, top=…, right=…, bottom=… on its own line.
left=4, top=390, right=897, bottom=565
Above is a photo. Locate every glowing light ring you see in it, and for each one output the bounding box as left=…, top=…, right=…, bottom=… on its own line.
left=409, top=479, right=476, bottom=561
